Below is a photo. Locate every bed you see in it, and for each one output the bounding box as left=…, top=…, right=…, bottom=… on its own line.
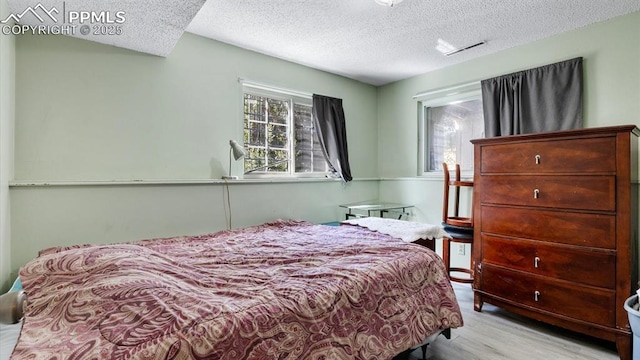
left=5, top=220, right=462, bottom=359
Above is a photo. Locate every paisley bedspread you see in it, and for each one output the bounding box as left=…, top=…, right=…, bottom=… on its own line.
left=14, top=220, right=462, bottom=359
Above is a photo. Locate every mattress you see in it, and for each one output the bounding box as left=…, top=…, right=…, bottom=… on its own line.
left=11, top=220, right=463, bottom=359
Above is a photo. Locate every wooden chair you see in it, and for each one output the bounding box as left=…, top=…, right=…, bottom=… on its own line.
left=441, top=163, right=474, bottom=284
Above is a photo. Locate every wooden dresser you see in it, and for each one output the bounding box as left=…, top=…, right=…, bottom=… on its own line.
left=471, top=125, right=639, bottom=359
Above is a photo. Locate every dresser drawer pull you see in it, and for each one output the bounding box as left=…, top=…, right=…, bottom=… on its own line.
left=534, top=291, right=541, bottom=302
left=533, top=189, right=540, bottom=199
left=534, top=256, right=540, bottom=268
left=535, top=154, right=541, bottom=164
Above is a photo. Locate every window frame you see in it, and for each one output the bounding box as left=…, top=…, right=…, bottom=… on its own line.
left=417, top=82, right=483, bottom=179
left=241, top=83, right=329, bottom=179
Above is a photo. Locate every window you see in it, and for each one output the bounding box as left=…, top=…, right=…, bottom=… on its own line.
left=242, top=83, right=328, bottom=177
left=417, top=83, right=484, bottom=175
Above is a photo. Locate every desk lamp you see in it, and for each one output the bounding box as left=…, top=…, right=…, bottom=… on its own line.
left=222, top=140, right=246, bottom=180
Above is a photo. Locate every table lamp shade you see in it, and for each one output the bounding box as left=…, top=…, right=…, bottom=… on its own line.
left=224, top=140, right=246, bottom=179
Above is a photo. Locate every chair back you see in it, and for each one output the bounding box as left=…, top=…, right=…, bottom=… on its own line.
left=442, top=163, right=474, bottom=229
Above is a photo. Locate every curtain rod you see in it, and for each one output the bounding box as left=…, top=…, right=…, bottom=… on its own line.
left=238, top=78, right=313, bottom=99
left=412, top=80, right=481, bottom=100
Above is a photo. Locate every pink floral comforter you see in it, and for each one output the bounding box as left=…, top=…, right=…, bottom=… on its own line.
left=14, top=220, right=462, bottom=359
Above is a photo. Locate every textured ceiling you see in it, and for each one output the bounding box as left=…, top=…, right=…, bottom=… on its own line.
left=6, top=0, right=639, bottom=85
left=7, top=0, right=206, bottom=56
left=187, top=0, right=640, bottom=85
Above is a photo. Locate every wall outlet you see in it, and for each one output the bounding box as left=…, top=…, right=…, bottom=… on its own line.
left=458, top=244, right=465, bottom=255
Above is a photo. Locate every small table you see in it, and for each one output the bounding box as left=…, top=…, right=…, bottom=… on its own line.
left=339, top=201, right=414, bottom=220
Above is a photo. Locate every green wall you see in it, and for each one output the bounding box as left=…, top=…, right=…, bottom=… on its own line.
left=377, top=12, right=640, bottom=269
left=14, top=33, right=378, bottom=180
left=8, top=33, right=380, bottom=287
left=5, top=11, right=640, bottom=289
left=0, top=0, right=15, bottom=291
left=377, top=12, right=640, bottom=179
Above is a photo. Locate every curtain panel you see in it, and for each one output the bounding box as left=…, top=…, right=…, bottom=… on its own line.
left=312, top=94, right=352, bottom=182
left=481, top=57, right=583, bottom=137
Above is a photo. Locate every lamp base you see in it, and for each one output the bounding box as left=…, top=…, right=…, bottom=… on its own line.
left=222, top=176, right=239, bottom=180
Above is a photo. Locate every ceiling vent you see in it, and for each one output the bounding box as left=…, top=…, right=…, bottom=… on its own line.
left=375, top=0, right=404, bottom=7
left=436, top=39, right=486, bottom=56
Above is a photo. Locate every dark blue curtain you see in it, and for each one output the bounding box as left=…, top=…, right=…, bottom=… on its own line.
left=312, top=94, right=352, bottom=182
left=481, top=57, right=583, bottom=137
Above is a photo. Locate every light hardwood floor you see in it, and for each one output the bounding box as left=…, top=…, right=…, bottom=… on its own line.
left=408, top=283, right=620, bottom=360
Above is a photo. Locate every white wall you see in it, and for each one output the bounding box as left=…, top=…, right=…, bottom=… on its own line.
left=0, top=0, right=16, bottom=291
left=8, top=33, right=380, bottom=284
left=377, top=12, right=640, bottom=269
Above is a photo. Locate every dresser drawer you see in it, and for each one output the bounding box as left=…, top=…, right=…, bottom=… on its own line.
left=480, top=137, right=616, bottom=174
left=481, top=175, right=615, bottom=211
left=480, top=205, right=615, bottom=248
left=481, top=235, right=615, bottom=288
left=480, top=264, right=615, bottom=327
